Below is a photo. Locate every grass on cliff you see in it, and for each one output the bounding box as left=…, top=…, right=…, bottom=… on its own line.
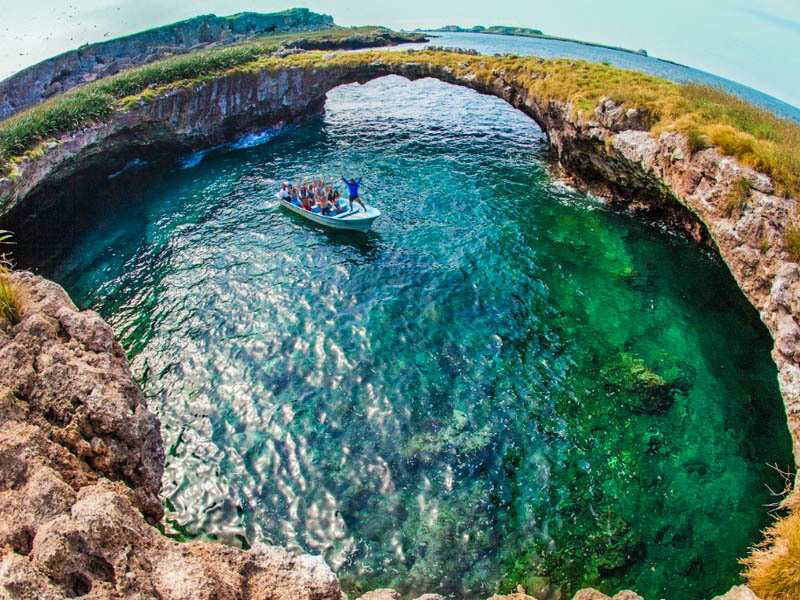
left=742, top=490, right=800, bottom=599
left=0, top=230, right=20, bottom=324
left=0, top=26, right=390, bottom=165
left=2, top=47, right=799, bottom=200
left=0, top=276, right=20, bottom=324
left=724, top=176, right=752, bottom=217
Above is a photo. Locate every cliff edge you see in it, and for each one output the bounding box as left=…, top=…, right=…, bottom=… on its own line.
left=0, top=271, right=344, bottom=599
left=0, top=8, right=335, bottom=121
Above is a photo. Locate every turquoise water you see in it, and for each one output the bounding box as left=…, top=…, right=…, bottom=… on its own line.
left=18, top=76, right=793, bottom=599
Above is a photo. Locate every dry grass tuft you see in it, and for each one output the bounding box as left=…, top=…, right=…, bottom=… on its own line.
left=0, top=275, right=21, bottom=324
left=724, top=177, right=752, bottom=217
left=687, top=129, right=709, bottom=154
left=785, top=226, right=800, bottom=262
left=742, top=490, right=800, bottom=599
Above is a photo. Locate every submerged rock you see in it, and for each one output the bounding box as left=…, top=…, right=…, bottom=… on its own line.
left=599, top=353, right=689, bottom=415
left=403, top=409, right=494, bottom=462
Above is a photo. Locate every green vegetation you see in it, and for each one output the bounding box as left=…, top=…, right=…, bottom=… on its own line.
left=0, top=27, right=391, bottom=167
left=434, top=24, right=544, bottom=36
left=0, top=230, right=20, bottom=324
left=742, top=490, right=800, bottom=599
left=0, top=276, right=20, bottom=323
left=428, top=24, right=648, bottom=56
left=2, top=46, right=799, bottom=202
left=687, top=129, right=709, bottom=154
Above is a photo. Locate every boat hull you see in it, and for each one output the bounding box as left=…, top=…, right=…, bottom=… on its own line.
left=274, top=193, right=380, bottom=231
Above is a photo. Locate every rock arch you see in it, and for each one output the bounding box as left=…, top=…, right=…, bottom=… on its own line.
left=1, top=55, right=798, bottom=465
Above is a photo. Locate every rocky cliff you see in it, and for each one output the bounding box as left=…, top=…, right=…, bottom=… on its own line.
left=0, top=8, right=334, bottom=121
left=0, top=272, right=664, bottom=600
left=0, top=52, right=798, bottom=467
left=0, top=271, right=348, bottom=599
left=0, top=50, right=792, bottom=599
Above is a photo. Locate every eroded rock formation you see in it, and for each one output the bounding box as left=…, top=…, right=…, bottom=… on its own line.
left=0, top=272, right=344, bottom=599
left=0, top=51, right=789, bottom=599
left=1, top=53, right=797, bottom=468
left=0, top=9, right=335, bottom=121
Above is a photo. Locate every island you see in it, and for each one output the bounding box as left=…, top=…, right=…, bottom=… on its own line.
left=422, top=24, right=649, bottom=56
left=0, top=9, right=798, bottom=600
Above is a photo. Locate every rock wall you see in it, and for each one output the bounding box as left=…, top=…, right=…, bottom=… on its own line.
left=0, top=8, right=334, bottom=121
left=0, top=54, right=797, bottom=467
left=0, top=53, right=790, bottom=599
left=0, top=271, right=347, bottom=599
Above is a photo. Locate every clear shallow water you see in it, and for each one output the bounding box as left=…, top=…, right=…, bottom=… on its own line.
left=17, top=76, right=793, bottom=599
left=401, top=31, right=800, bottom=122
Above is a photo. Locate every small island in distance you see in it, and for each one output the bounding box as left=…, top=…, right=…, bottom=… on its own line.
left=420, top=24, right=649, bottom=57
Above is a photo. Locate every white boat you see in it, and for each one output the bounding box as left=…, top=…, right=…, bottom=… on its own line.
left=274, top=192, right=381, bottom=232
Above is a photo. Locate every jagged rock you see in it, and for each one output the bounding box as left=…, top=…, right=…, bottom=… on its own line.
left=572, top=591, right=609, bottom=600
left=611, top=593, right=644, bottom=600
left=0, top=273, right=345, bottom=600
left=0, top=271, right=163, bottom=522
left=711, top=585, right=761, bottom=600
left=357, top=590, right=400, bottom=600
left=570, top=590, right=643, bottom=600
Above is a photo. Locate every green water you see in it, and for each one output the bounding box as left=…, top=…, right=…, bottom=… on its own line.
left=18, top=76, right=792, bottom=599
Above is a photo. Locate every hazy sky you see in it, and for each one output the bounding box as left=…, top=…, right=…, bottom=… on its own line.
left=2, top=1, right=799, bottom=108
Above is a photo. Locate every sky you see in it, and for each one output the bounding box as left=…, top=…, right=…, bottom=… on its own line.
left=1, top=0, right=799, bottom=108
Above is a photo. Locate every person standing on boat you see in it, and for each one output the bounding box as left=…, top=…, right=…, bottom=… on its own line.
left=342, top=176, right=366, bottom=212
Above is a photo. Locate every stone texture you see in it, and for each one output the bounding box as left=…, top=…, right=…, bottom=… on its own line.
left=0, top=9, right=335, bottom=121
left=0, top=272, right=345, bottom=600
left=571, top=591, right=609, bottom=600
left=569, top=590, right=643, bottom=600
left=356, top=591, right=401, bottom=600
left=2, top=55, right=798, bottom=471
left=711, top=585, right=762, bottom=600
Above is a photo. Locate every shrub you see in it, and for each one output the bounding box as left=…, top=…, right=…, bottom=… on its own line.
left=742, top=490, right=800, bottom=599
left=785, top=226, right=800, bottom=262
left=724, top=177, right=752, bottom=217
left=0, top=88, right=114, bottom=164
left=687, top=129, right=709, bottom=154
left=0, top=229, right=13, bottom=273
left=0, top=276, right=20, bottom=324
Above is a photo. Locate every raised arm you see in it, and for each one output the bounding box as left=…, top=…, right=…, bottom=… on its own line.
left=356, top=177, right=363, bottom=184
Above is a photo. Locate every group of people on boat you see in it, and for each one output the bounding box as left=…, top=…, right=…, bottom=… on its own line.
left=278, top=176, right=366, bottom=217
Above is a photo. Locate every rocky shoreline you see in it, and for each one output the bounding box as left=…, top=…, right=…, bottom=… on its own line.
left=0, top=270, right=748, bottom=600
left=1, top=53, right=798, bottom=465
left=0, top=50, right=796, bottom=599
